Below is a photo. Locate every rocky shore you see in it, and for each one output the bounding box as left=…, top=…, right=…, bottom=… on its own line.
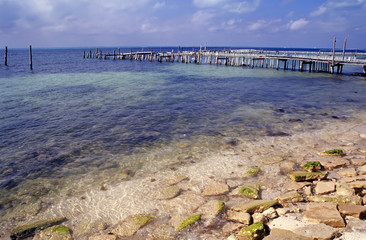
left=5, top=119, right=366, bottom=240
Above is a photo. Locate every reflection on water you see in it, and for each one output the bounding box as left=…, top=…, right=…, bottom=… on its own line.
left=1, top=60, right=366, bottom=221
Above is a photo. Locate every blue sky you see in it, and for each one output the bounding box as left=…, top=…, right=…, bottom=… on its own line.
left=1, top=0, right=365, bottom=48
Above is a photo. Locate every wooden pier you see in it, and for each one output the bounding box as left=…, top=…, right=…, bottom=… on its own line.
left=84, top=48, right=366, bottom=75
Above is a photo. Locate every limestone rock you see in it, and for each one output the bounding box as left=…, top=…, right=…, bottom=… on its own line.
left=252, top=213, right=265, bottom=223
left=288, top=171, right=327, bottom=182
left=109, top=214, right=153, bottom=237
left=247, top=167, right=260, bottom=176
left=231, top=200, right=278, bottom=214
left=147, top=223, right=176, bottom=240
left=343, top=217, right=366, bottom=239
left=303, top=186, right=312, bottom=196
left=350, top=158, right=366, bottom=166
left=227, top=234, right=239, bottom=240
left=319, top=149, right=345, bottom=157
left=318, top=157, right=348, bottom=170
left=89, top=234, right=117, bottom=240
left=173, top=214, right=201, bottom=232
left=156, top=186, right=181, bottom=200
left=10, top=217, right=67, bottom=240
left=237, top=221, right=267, bottom=240
left=198, top=200, right=225, bottom=226
left=262, top=207, right=277, bottom=220
left=222, top=222, right=244, bottom=236
left=165, top=192, right=205, bottom=213
left=358, top=165, right=366, bottom=175
left=284, top=181, right=311, bottom=191
left=202, top=182, right=230, bottom=196
left=226, top=210, right=251, bottom=224
left=336, top=183, right=355, bottom=196
left=33, top=225, right=71, bottom=240
left=307, top=195, right=362, bottom=205
left=268, top=216, right=339, bottom=240
left=276, top=191, right=304, bottom=206
left=338, top=204, right=366, bottom=219
left=165, top=175, right=189, bottom=186
left=315, top=181, right=335, bottom=195
left=263, top=228, right=311, bottom=240
left=231, top=184, right=260, bottom=199
left=303, top=202, right=345, bottom=227
left=302, top=161, right=322, bottom=172
left=349, top=181, right=366, bottom=189
left=337, top=168, right=357, bottom=179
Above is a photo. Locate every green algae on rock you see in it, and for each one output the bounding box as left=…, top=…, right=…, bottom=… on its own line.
left=33, top=225, right=72, bottom=240
left=231, top=200, right=278, bottom=214
left=109, top=214, right=154, bottom=237
left=247, top=167, right=260, bottom=176
left=236, top=185, right=260, bottom=199
left=177, top=214, right=201, bottom=232
left=238, top=221, right=267, bottom=240
left=288, top=171, right=327, bottom=182
left=307, top=195, right=362, bottom=205
left=302, top=161, right=322, bottom=172
left=10, top=217, right=67, bottom=240
left=319, top=149, right=345, bottom=156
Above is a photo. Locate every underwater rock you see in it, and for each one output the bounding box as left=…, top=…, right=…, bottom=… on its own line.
left=156, top=186, right=181, bottom=200
left=33, top=225, right=71, bottom=240
left=231, top=184, right=260, bottom=199
left=231, top=200, right=278, bottom=214
left=108, top=214, right=153, bottom=237
left=307, top=195, right=362, bottom=205
left=288, top=171, right=327, bottom=182
left=237, top=221, right=267, bottom=240
left=202, top=182, right=230, bottom=196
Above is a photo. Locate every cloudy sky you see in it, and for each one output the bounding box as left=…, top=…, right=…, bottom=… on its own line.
left=1, top=0, right=365, bottom=48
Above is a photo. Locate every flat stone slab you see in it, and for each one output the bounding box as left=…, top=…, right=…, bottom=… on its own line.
left=307, top=195, right=362, bottom=205
left=318, top=158, right=349, bottom=170
left=268, top=215, right=340, bottom=240
left=33, top=225, right=71, bottom=240
left=288, top=171, right=327, bottom=182
left=164, top=175, right=189, bottom=186
left=284, top=181, right=311, bottom=191
left=109, top=215, right=153, bottom=237
left=263, top=228, right=311, bottom=240
left=338, top=204, right=366, bottom=219
left=349, top=181, right=366, bottom=189
left=353, top=124, right=366, bottom=135
left=197, top=200, right=225, bottom=225
left=231, top=200, right=278, bottom=214
left=343, top=217, right=366, bottom=240
left=89, top=234, right=117, bottom=240
left=276, top=191, right=304, bottom=206
left=350, top=158, right=366, bottom=166
left=165, top=192, right=206, bottom=213
left=155, top=186, right=181, bottom=200
left=226, top=210, right=251, bottom=224
left=336, top=182, right=355, bottom=196
left=202, top=182, right=229, bottom=196
left=315, top=181, right=335, bottom=195
left=337, top=168, right=358, bottom=177
left=230, top=184, right=260, bottom=199
left=358, top=165, right=366, bottom=175
left=303, top=202, right=345, bottom=227
left=222, top=222, right=244, bottom=236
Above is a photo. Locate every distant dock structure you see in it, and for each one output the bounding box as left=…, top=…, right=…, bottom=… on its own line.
left=84, top=44, right=366, bottom=76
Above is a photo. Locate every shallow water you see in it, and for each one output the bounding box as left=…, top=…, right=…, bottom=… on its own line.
left=1, top=48, right=366, bottom=227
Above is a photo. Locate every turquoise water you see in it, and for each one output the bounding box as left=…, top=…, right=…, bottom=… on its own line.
left=1, top=48, right=366, bottom=221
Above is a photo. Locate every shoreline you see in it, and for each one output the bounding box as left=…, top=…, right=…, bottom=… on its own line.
left=2, top=112, right=366, bottom=239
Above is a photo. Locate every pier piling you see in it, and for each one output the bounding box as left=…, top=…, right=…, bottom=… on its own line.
left=5, top=46, right=8, bottom=66
left=29, top=45, right=33, bottom=70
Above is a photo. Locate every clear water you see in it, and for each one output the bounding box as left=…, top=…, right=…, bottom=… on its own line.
left=1, top=47, right=366, bottom=222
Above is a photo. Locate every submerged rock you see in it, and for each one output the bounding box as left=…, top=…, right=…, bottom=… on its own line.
left=202, top=182, right=230, bottom=196
left=226, top=210, right=251, bottom=225
left=231, top=184, right=260, bottom=199
left=33, top=225, right=71, bottom=240
left=156, top=186, right=181, bottom=200
left=307, top=195, right=362, bottom=205
left=10, top=217, right=67, bottom=240
left=175, top=214, right=201, bottom=232
left=302, top=161, right=322, bottom=172
left=109, top=214, right=153, bottom=237
left=198, top=200, right=225, bottom=226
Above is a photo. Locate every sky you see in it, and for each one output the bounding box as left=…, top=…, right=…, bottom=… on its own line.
left=0, top=0, right=365, bottom=49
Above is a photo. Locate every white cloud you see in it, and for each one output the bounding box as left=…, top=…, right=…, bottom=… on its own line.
left=193, top=0, right=260, bottom=13
left=191, top=10, right=215, bottom=25
left=288, top=18, right=309, bottom=30
left=153, top=1, right=165, bottom=10
left=311, top=0, right=366, bottom=16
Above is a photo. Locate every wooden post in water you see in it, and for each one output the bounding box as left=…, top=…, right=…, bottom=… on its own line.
left=83, top=51, right=86, bottom=59
left=29, top=45, right=33, bottom=70
left=5, top=46, right=8, bottom=66
left=342, top=37, right=347, bottom=61
left=331, top=37, right=336, bottom=74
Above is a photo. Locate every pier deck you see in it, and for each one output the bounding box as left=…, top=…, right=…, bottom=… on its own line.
left=84, top=49, right=366, bottom=75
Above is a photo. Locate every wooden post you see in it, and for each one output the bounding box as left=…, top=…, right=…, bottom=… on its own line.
left=342, top=37, right=347, bottom=61
left=113, top=50, right=116, bottom=60
left=83, top=50, right=86, bottom=59
left=29, top=45, right=33, bottom=70
left=331, top=37, right=336, bottom=73
left=205, top=42, right=207, bottom=51
left=363, top=65, right=366, bottom=74
left=5, top=46, right=8, bottom=66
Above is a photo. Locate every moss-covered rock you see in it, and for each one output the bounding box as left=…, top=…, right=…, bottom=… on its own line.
left=233, top=185, right=260, bottom=199
left=10, top=217, right=67, bottom=240
left=288, top=171, right=327, bottom=182
left=307, top=195, right=362, bottom=205
left=33, top=225, right=71, bottom=240
left=177, top=214, right=201, bottom=232
left=319, top=149, right=345, bottom=156
left=231, top=200, right=278, bottom=214
left=109, top=214, right=153, bottom=237
left=302, top=161, right=322, bottom=172
left=247, top=167, right=260, bottom=176
left=238, top=221, right=267, bottom=240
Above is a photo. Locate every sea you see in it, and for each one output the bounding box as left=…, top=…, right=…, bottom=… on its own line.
left=1, top=46, right=366, bottom=234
